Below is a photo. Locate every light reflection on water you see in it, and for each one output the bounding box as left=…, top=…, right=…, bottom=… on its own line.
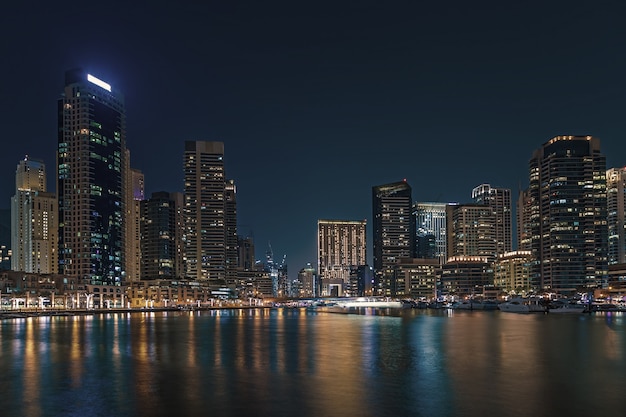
left=0, top=309, right=625, bottom=417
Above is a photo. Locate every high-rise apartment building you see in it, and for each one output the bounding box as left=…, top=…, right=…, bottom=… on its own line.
left=526, top=135, right=608, bottom=292
left=57, top=69, right=126, bottom=285
left=297, top=263, right=318, bottom=298
left=237, top=236, right=255, bottom=270
left=141, top=191, right=183, bottom=280
left=125, top=159, right=144, bottom=281
left=372, top=180, right=415, bottom=294
left=607, top=167, right=626, bottom=265
left=471, top=184, right=512, bottom=256
left=0, top=209, right=10, bottom=270
left=413, top=202, right=447, bottom=262
left=317, top=219, right=367, bottom=296
left=516, top=189, right=532, bottom=251
left=225, top=179, right=238, bottom=287
left=183, top=141, right=226, bottom=286
left=446, top=203, right=496, bottom=262
left=11, top=157, right=57, bottom=273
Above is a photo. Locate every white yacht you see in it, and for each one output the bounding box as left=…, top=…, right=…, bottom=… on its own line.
left=335, top=297, right=404, bottom=309
left=549, top=302, right=587, bottom=314
left=498, top=298, right=530, bottom=313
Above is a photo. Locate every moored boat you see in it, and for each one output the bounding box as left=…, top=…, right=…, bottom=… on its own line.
left=549, top=302, right=587, bottom=314
left=498, top=298, right=530, bottom=313
left=335, top=297, right=403, bottom=308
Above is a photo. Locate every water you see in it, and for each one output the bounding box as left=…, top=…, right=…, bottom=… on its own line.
left=1, top=308, right=625, bottom=417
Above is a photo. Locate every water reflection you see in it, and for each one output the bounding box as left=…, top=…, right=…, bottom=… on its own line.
left=1, top=309, right=626, bottom=417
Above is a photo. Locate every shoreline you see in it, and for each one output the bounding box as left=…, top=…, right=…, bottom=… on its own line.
left=0, top=305, right=272, bottom=320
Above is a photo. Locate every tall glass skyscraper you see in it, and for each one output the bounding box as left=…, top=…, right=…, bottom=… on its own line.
left=526, top=135, right=608, bottom=292
left=413, top=202, right=447, bottom=262
left=57, top=69, right=126, bottom=285
left=372, top=180, right=415, bottom=295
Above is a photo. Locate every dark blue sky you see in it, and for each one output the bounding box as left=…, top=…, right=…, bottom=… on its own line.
left=2, top=0, right=626, bottom=278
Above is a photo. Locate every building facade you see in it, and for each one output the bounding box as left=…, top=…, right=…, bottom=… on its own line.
left=317, top=219, right=367, bottom=296
left=57, top=69, right=126, bottom=285
left=494, top=251, right=533, bottom=295
left=125, top=161, right=144, bottom=281
left=607, top=167, right=626, bottom=265
left=183, top=141, right=226, bottom=286
left=440, top=256, right=493, bottom=298
left=393, top=258, right=440, bottom=300
left=224, top=179, right=238, bottom=287
left=446, top=203, right=496, bottom=262
left=141, top=192, right=184, bottom=281
left=11, top=157, right=57, bottom=274
left=413, top=202, right=447, bottom=262
left=526, top=135, right=608, bottom=292
left=471, top=184, right=512, bottom=256
left=297, top=263, right=318, bottom=298
left=372, top=180, right=415, bottom=295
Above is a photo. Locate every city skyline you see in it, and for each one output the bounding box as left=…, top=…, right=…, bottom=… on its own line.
left=2, top=1, right=626, bottom=278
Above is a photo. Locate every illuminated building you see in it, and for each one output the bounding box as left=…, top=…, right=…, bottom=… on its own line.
left=125, top=160, right=144, bottom=281
left=413, top=202, right=448, bottom=262
left=298, top=263, right=318, bottom=297
left=393, top=258, right=439, bottom=299
left=372, top=180, right=415, bottom=295
left=606, top=167, right=626, bottom=264
left=494, top=251, right=533, bottom=294
left=11, top=157, right=57, bottom=273
left=471, top=184, right=512, bottom=256
left=317, top=219, right=367, bottom=296
left=225, top=179, right=238, bottom=286
left=516, top=188, right=532, bottom=251
left=0, top=209, right=10, bottom=269
left=58, top=69, right=126, bottom=285
left=526, top=135, right=608, bottom=292
left=183, top=141, right=226, bottom=286
left=141, top=192, right=184, bottom=280
left=440, top=256, right=492, bottom=297
left=237, top=236, right=255, bottom=270
left=446, top=203, right=496, bottom=262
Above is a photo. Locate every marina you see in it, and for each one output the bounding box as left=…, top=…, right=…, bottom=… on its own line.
left=1, top=307, right=625, bottom=417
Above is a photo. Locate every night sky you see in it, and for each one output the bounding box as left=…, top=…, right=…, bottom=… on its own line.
left=2, top=0, right=626, bottom=279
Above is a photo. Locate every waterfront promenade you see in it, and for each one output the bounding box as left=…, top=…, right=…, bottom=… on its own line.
left=0, top=305, right=270, bottom=320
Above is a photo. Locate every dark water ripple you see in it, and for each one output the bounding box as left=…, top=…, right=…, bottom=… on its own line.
left=1, top=308, right=624, bottom=417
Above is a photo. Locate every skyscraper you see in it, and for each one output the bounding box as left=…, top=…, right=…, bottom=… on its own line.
left=516, top=188, right=532, bottom=251
left=526, top=135, right=608, bottom=292
left=224, top=179, right=238, bottom=287
left=471, top=184, right=512, bottom=256
left=372, top=180, right=415, bottom=295
left=606, top=167, right=626, bottom=265
left=183, top=141, right=226, bottom=286
left=140, top=191, right=182, bottom=280
left=413, top=202, right=447, bottom=262
left=297, top=263, right=318, bottom=297
left=11, top=157, right=57, bottom=274
left=317, top=219, right=367, bottom=296
left=125, top=160, right=144, bottom=282
left=58, top=69, right=126, bottom=285
left=446, top=203, right=496, bottom=261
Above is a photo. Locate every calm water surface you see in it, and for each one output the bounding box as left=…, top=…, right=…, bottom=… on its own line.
left=1, top=308, right=625, bottom=417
